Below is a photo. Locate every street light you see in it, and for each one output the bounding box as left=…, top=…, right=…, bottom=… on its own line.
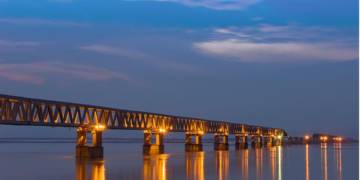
left=158, top=128, right=167, bottom=134
left=94, top=124, right=106, bottom=131
left=320, top=136, right=328, bottom=142
left=333, top=137, right=342, bottom=142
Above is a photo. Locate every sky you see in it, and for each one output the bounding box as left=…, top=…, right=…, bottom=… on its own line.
left=0, top=0, right=358, bottom=138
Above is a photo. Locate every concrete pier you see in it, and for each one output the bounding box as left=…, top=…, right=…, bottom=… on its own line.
left=273, top=137, right=282, bottom=146
left=235, top=135, right=248, bottom=150
left=263, top=136, right=273, bottom=147
left=185, top=133, right=203, bottom=152
left=214, top=134, right=229, bottom=151
left=143, top=131, right=165, bottom=155
left=251, top=136, right=263, bottom=148
left=76, top=127, right=104, bottom=159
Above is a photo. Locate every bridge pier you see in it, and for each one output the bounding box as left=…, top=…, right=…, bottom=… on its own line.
left=272, top=136, right=282, bottom=146
left=263, top=136, right=273, bottom=147
left=214, top=134, right=229, bottom=151
left=235, top=134, right=248, bottom=150
left=76, top=127, right=104, bottom=159
left=251, top=136, right=263, bottom=148
left=185, top=133, right=203, bottom=152
left=143, top=130, right=165, bottom=155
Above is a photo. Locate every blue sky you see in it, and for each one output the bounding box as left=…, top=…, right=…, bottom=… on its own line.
left=0, top=0, right=358, bottom=138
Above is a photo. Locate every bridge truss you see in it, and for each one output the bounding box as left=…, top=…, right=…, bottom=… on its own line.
left=0, top=94, right=285, bottom=136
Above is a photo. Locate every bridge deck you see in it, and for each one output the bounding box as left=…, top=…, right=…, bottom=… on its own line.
left=0, top=94, right=285, bottom=136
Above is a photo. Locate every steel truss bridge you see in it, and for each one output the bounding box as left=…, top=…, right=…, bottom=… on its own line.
left=0, top=94, right=285, bottom=136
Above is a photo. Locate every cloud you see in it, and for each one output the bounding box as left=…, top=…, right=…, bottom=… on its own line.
left=48, top=0, right=73, bottom=3
left=193, top=25, right=358, bottom=62
left=194, top=39, right=357, bottom=62
left=214, top=28, right=251, bottom=38
left=0, top=62, right=129, bottom=84
left=0, top=40, right=41, bottom=47
left=80, top=45, right=151, bottom=60
left=257, top=24, right=291, bottom=33
left=251, top=16, right=263, bottom=21
left=80, top=44, right=198, bottom=72
left=127, top=0, right=260, bottom=10
left=0, top=18, right=89, bottom=27
left=0, top=70, right=44, bottom=84
left=212, top=24, right=336, bottom=41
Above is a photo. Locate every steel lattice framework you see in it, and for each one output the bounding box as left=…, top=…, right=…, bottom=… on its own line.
left=0, top=94, right=285, bottom=136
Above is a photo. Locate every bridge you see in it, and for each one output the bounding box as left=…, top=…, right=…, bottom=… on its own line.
left=0, top=94, right=287, bottom=159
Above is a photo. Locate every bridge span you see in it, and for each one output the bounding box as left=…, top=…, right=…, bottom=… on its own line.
left=0, top=94, right=286, bottom=159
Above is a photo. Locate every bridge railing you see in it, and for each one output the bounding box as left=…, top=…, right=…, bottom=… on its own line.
left=0, top=94, right=285, bottom=136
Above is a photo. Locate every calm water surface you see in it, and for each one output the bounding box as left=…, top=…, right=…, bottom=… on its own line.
left=0, top=142, right=358, bottom=180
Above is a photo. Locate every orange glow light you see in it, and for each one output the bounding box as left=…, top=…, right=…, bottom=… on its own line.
left=304, top=135, right=310, bottom=140
left=158, top=128, right=167, bottom=134
left=94, top=124, right=106, bottom=131
left=333, top=137, right=342, bottom=142
left=320, top=136, right=328, bottom=142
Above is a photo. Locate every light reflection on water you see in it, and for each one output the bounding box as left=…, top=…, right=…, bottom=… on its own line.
left=0, top=143, right=357, bottom=180
left=255, top=148, right=263, bottom=180
left=235, top=149, right=248, bottom=180
left=185, top=151, right=205, bottom=180
left=278, top=146, right=282, bottom=180
left=268, top=147, right=275, bottom=180
left=321, top=143, right=328, bottom=180
left=143, top=154, right=169, bottom=180
left=76, top=159, right=105, bottom=180
left=215, top=150, right=229, bottom=180
left=74, top=144, right=348, bottom=180
left=334, top=143, right=343, bottom=180
left=305, top=144, right=310, bottom=180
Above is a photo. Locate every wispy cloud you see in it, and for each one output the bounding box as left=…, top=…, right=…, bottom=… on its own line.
left=0, top=62, right=129, bottom=84
left=193, top=25, right=358, bottom=62
left=214, top=28, right=251, bottom=38
left=212, top=24, right=345, bottom=41
left=80, top=44, right=198, bottom=72
left=0, top=18, right=89, bottom=27
left=257, top=24, right=291, bottom=33
left=127, top=0, right=260, bottom=10
left=0, top=40, right=41, bottom=47
left=251, top=16, right=263, bottom=22
left=80, top=45, right=151, bottom=60
left=48, top=0, right=73, bottom=3
left=0, top=70, right=44, bottom=84
left=194, top=39, right=356, bottom=62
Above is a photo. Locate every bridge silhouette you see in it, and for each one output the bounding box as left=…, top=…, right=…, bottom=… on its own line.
left=0, top=94, right=286, bottom=159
